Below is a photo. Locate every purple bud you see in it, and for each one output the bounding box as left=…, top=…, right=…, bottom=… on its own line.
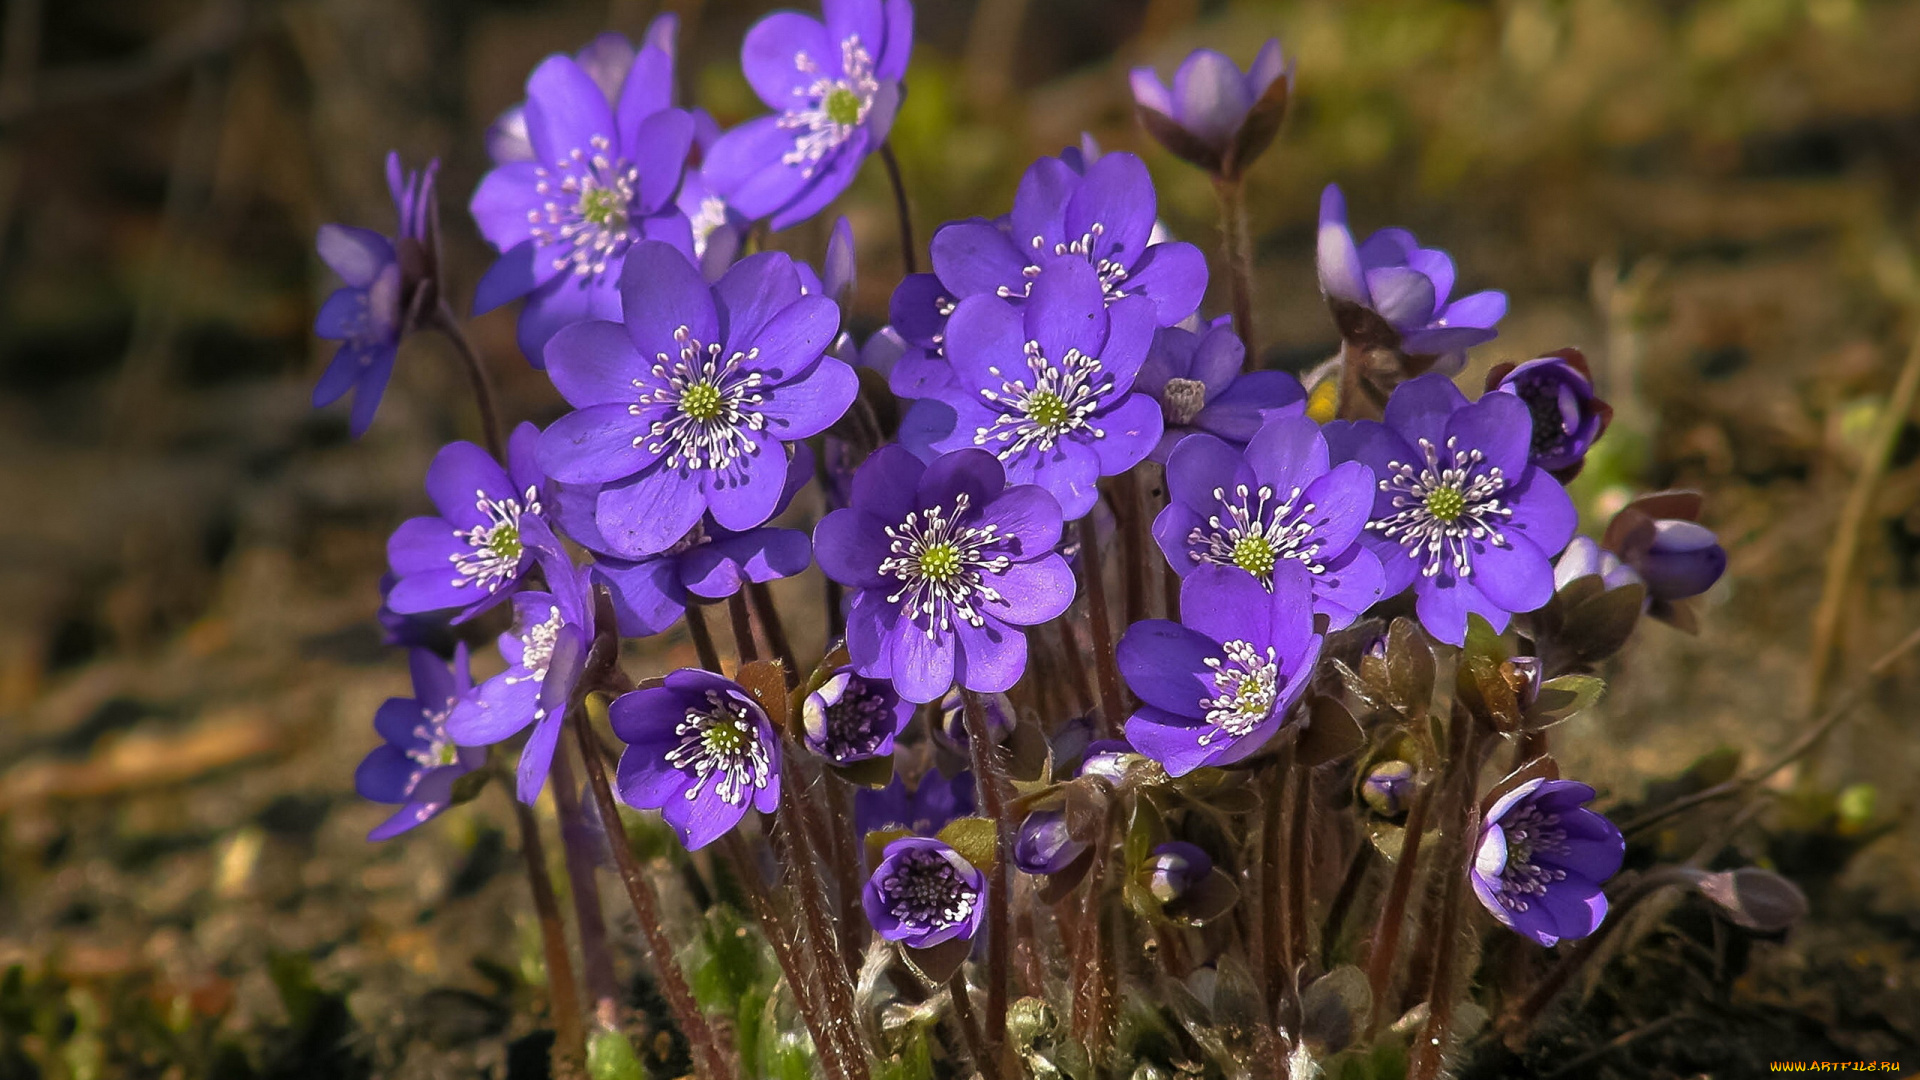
left=1632, top=520, right=1727, bottom=602
left=1013, top=811, right=1087, bottom=876
left=1078, top=740, right=1135, bottom=783
left=1361, top=760, right=1416, bottom=818
left=937, top=688, right=1013, bottom=749
left=824, top=216, right=857, bottom=304
left=1553, top=536, right=1644, bottom=593
left=1130, top=41, right=1292, bottom=178
left=1143, top=841, right=1213, bottom=903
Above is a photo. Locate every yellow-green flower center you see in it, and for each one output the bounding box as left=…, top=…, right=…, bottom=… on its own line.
left=576, top=185, right=628, bottom=228
left=681, top=381, right=725, bottom=422
left=824, top=87, right=863, bottom=127
left=1230, top=535, right=1277, bottom=578
left=1025, top=390, right=1070, bottom=432
left=1424, top=486, right=1467, bottom=523
left=486, top=524, right=522, bottom=563
left=433, top=741, right=460, bottom=767
left=703, top=720, right=747, bottom=758
left=918, top=541, right=963, bottom=583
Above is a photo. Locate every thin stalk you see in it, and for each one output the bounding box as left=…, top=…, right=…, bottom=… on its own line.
left=774, top=753, right=871, bottom=1077
left=550, top=746, right=619, bottom=1009
left=721, top=832, right=844, bottom=1080
left=826, top=774, right=868, bottom=974
left=1054, top=619, right=1094, bottom=717
left=1259, top=759, right=1287, bottom=1011
left=1287, top=763, right=1315, bottom=982
left=747, top=580, right=799, bottom=684
left=1364, top=768, right=1437, bottom=1030
left=570, top=710, right=734, bottom=1079
left=1118, top=471, right=1147, bottom=627
left=947, top=974, right=1004, bottom=1080
left=1806, top=324, right=1920, bottom=712
left=1320, top=834, right=1373, bottom=967
left=685, top=603, right=724, bottom=674
left=1161, top=560, right=1181, bottom=622
left=1408, top=727, right=1485, bottom=1080
left=512, top=798, right=586, bottom=1073
left=825, top=578, right=845, bottom=641
left=727, top=592, right=760, bottom=664
left=878, top=142, right=918, bottom=275
left=1079, top=514, right=1126, bottom=737
left=431, top=301, right=504, bottom=459
left=960, top=689, right=1014, bottom=1061
left=1211, top=176, right=1256, bottom=363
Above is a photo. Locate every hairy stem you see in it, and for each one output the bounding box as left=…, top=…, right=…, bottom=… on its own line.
left=747, top=580, right=799, bottom=685
left=727, top=592, right=760, bottom=665
left=960, top=689, right=1014, bottom=1064
left=1364, top=766, right=1437, bottom=1030
left=948, top=973, right=1003, bottom=1080
left=1212, top=176, right=1257, bottom=363
left=721, top=832, right=844, bottom=1080
left=685, top=603, right=724, bottom=674
left=512, top=798, right=586, bottom=1074
left=1079, top=514, right=1126, bottom=737
left=549, top=745, right=619, bottom=1009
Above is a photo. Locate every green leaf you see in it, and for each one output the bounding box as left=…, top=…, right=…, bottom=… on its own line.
left=864, top=827, right=913, bottom=868
left=1526, top=675, right=1605, bottom=728
left=831, top=753, right=897, bottom=790
left=936, top=816, right=999, bottom=872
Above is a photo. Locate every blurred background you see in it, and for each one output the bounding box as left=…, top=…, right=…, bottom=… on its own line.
left=2, top=0, right=1920, bottom=1076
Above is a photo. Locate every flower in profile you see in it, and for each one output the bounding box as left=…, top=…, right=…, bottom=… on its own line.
left=355, top=645, right=486, bottom=840
left=1129, top=40, right=1292, bottom=180
left=1552, top=535, right=1641, bottom=593
left=1118, top=563, right=1322, bottom=776
left=815, top=446, right=1074, bottom=703
left=555, top=448, right=816, bottom=636
left=703, top=0, right=913, bottom=231
left=897, top=260, right=1164, bottom=519
left=469, top=36, right=695, bottom=363
left=1600, top=492, right=1726, bottom=629
left=313, top=153, right=439, bottom=437
left=1486, top=348, right=1612, bottom=481
left=935, top=686, right=1012, bottom=749
left=802, top=666, right=915, bottom=764
left=386, top=423, right=549, bottom=621
left=610, top=669, right=782, bottom=850
left=1316, top=184, right=1506, bottom=373
left=856, top=768, right=975, bottom=838
left=376, top=572, right=450, bottom=651
left=884, top=272, right=961, bottom=401
left=1471, top=778, right=1624, bottom=947
left=537, top=243, right=853, bottom=555
left=863, top=836, right=986, bottom=949
left=1327, top=373, right=1577, bottom=646
left=927, top=151, right=1206, bottom=327
left=1134, top=317, right=1306, bottom=462
left=445, top=533, right=593, bottom=804
left=1155, top=414, right=1385, bottom=629
left=1013, top=810, right=1086, bottom=876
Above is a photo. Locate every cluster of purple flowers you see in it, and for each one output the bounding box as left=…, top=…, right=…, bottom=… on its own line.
left=323, top=2, right=1743, bottom=1046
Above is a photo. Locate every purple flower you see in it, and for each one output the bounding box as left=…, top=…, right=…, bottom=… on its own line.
left=856, top=769, right=975, bottom=838
left=1135, top=317, right=1306, bottom=463
left=557, top=448, right=817, bottom=636
left=1471, top=778, right=1624, bottom=947
left=815, top=446, right=1074, bottom=703
left=863, top=836, right=985, bottom=949
left=1013, top=810, right=1085, bottom=876
left=927, top=151, right=1206, bottom=328
left=1486, top=349, right=1612, bottom=480
left=445, top=536, right=593, bottom=804
left=1552, top=536, right=1641, bottom=593
left=1327, top=373, right=1577, bottom=647
left=1130, top=40, right=1292, bottom=180
left=376, top=572, right=448, bottom=650
left=1119, top=563, right=1323, bottom=776
left=1078, top=739, right=1135, bottom=783
left=313, top=154, right=439, bottom=436
left=386, top=423, right=550, bottom=621
left=703, top=0, right=913, bottom=231
left=897, top=260, right=1164, bottom=519
left=1317, top=184, right=1506, bottom=372
left=610, top=669, right=782, bottom=850
left=885, top=272, right=961, bottom=400
left=1142, top=841, right=1212, bottom=903
left=802, top=666, right=916, bottom=764
left=1155, top=415, right=1385, bottom=629
left=469, top=36, right=695, bottom=364
left=536, top=243, right=853, bottom=555
left=355, top=645, right=486, bottom=841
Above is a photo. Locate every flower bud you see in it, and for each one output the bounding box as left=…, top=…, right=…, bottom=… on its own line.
left=1130, top=42, right=1292, bottom=180
left=1552, top=535, right=1643, bottom=593
left=1013, top=811, right=1087, bottom=876
left=1361, top=760, right=1417, bottom=818
left=1632, top=519, right=1727, bottom=602
left=1486, top=349, right=1612, bottom=481
left=1142, top=842, right=1213, bottom=904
